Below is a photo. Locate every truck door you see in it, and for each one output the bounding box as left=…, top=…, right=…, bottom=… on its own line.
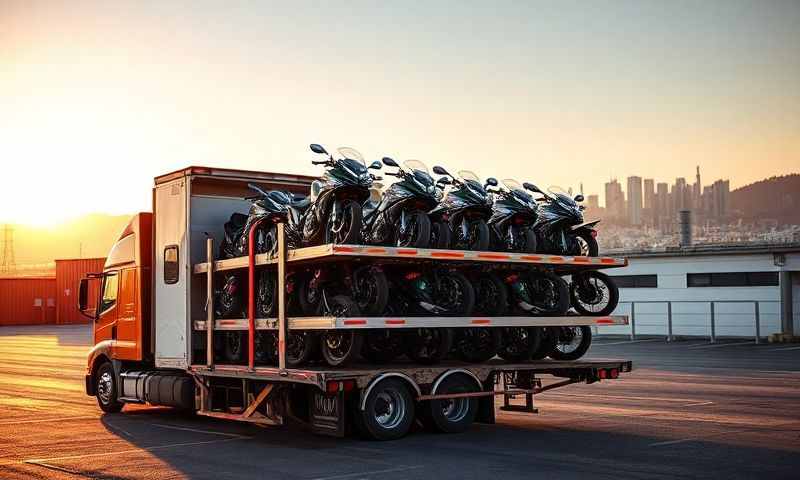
left=95, top=272, right=119, bottom=344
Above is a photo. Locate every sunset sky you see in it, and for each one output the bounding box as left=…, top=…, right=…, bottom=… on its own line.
left=1, top=0, right=798, bottom=226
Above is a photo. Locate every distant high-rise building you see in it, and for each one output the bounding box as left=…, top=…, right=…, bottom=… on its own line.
left=655, top=182, right=669, bottom=226
left=587, top=194, right=600, bottom=210
left=604, top=179, right=625, bottom=221
left=643, top=178, right=655, bottom=224
left=627, top=176, right=643, bottom=226
left=693, top=166, right=702, bottom=206
left=711, top=179, right=730, bottom=220
left=673, top=177, right=688, bottom=213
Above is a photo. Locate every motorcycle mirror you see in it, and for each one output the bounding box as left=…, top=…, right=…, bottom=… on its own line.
left=523, top=182, right=541, bottom=193
left=247, top=183, right=269, bottom=197
left=369, top=160, right=383, bottom=170
left=485, top=177, right=498, bottom=187
left=432, top=166, right=449, bottom=176
left=436, top=177, right=452, bottom=185
left=574, top=194, right=585, bottom=202
left=382, top=157, right=399, bottom=168
left=309, top=143, right=327, bottom=155
left=371, top=174, right=383, bottom=181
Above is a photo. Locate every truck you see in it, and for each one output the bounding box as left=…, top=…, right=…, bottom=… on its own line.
left=79, top=166, right=632, bottom=440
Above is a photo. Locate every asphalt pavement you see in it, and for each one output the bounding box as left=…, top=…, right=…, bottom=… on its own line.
left=0, top=324, right=798, bottom=479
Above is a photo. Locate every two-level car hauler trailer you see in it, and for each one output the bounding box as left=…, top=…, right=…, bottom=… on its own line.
left=82, top=166, right=632, bottom=440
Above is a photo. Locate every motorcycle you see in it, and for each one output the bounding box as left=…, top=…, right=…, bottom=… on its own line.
left=430, top=167, right=498, bottom=251
left=525, top=184, right=599, bottom=257
left=384, top=267, right=476, bottom=364
left=219, top=186, right=293, bottom=259
left=362, top=158, right=440, bottom=248
left=503, top=270, right=570, bottom=316
left=488, top=179, right=538, bottom=253
left=284, top=144, right=382, bottom=248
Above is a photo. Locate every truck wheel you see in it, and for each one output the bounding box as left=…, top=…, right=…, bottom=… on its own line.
left=498, top=327, right=540, bottom=362
left=354, top=378, right=415, bottom=441
left=424, top=374, right=478, bottom=433
left=549, top=326, right=592, bottom=361
left=95, top=362, right=123, bottom=413
left=406, top=328, right=452, bottom=364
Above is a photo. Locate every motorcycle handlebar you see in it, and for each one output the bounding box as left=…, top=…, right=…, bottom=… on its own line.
left=311, top=160, right=329, bottom=165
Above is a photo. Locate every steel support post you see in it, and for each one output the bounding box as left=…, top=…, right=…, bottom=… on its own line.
left=709, top=302, right=716, bottom=343
left=277, top=223, right=288, bottom=372
left=629, top=302, right=636, bottom=341
left=754, top=301, right=761, bottom=344
left=666, top=301, right=673, bottom=342
left=206, top=238, right=214, bottom=368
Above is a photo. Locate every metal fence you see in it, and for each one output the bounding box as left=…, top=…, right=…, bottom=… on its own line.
left=609, top=300, right=780, bottom=343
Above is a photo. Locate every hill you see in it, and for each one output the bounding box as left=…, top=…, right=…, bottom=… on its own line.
left=730, top=174, right=800, bottom=225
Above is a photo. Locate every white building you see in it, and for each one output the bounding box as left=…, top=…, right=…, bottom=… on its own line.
left=600, top=243, right=800, bottom=339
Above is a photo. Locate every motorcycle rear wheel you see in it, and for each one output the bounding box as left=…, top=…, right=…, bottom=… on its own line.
left=406, top=328, right=453, bottom=365
left=570, top=271, right=619, bottom=316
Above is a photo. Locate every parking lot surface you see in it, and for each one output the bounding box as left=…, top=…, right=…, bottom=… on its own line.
left=0, top=325, right=798, bottom=479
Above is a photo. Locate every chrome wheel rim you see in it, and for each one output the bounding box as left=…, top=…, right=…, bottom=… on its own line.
left=441, top=397, right=469, bottom=422
left=556, top=327, right=583, bottom=353
left=373, top=388, right=406, bottom=429
left=97, top=371, right=114, bottom=405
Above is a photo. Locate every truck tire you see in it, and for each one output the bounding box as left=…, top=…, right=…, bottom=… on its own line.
left=353, top=378, right=415, bottom=441
left=95, top=362, right=123, bottom=413
left=423, top=374, right=478, bottom=433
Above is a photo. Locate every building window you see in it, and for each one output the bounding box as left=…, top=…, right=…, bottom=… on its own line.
left=613, top=275, right=658, bottom=288
left=100, top=272, right=118, bottom=314
left=687, top=272, right=778, bottom=287
left=164, top=245, right=180, bottom=284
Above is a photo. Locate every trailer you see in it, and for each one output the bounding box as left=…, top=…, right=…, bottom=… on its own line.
left=81, top=166, right=632, bottom=440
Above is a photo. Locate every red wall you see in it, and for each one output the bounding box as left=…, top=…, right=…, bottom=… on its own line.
left=55, top=258, right=105, bottom=324
left=0, top=278, right=57, bottom=325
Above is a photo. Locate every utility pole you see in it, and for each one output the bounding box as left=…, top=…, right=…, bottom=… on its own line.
left=1, top=224, right=16, bottom=274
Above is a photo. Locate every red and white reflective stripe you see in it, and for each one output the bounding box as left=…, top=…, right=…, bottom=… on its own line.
left=471, top=318, right=491, bottom=325
left=342, top=319, right=367, bottom=326
left=385, top=319, right=406, bottom=325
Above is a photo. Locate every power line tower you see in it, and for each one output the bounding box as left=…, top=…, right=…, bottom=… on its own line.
left=1, top=224, right=15, bottom=273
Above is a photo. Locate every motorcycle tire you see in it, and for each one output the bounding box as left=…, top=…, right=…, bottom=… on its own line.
left=430, top=221, right=452, bottom=249
left=325, top=199, right=362, bottom=245
left=575, top=230, right=599, bottom=257
left=361, top=330, right=406, bottom=363
left=521, top=227, right=538, bottom=253
left=453, top=327, right=501, bottom=363
left=525, top=271, right=570, bottom=316
left=286, top=330, right=318, bottom=367
left=548, top=326, right=592, bottom=361
left=472, top=272, right=508, bottom=316
left=436, top=271, right=475, bottom=316
left=353, top=266, right=389, bottom=315
left=320, top=295, right=363, bottom=367
left=530, top=327, right=556, bottom=360
left=570, top=270, right=619, bottom=316
left=406, top=328, right=453, bottom=365
left=395, top=211, right=431, bottom=248
left=498, top=327, right=541, bottom=362
left=454, top=219, right=490, bottom=251
left=256, top=270, right=277, bottom=318
left=296, top=273, right=322, bottom=315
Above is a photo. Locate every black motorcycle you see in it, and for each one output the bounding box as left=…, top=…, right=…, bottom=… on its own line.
left=381, top=267, right=475, bottom=364
left=219, top=185, right=293, bottom=259
left=503, top=270, right=570, bottom=316
left=488, top=179, right=538, bottom=253
left=362, top=158, right=439, bottom=248
left=430, top=167, right=497, bottom=251
left=284, top=144, right=382, bottom=248
left=526, top=184, right=599, bottom=257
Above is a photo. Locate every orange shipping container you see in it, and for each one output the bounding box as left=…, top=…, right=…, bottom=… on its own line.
left=55, top=258, right=105, bottom=324
left=0, top=277, right=57, bottom=326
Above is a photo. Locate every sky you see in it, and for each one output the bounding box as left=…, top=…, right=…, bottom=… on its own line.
left=1, top=0, right=798, bottom=225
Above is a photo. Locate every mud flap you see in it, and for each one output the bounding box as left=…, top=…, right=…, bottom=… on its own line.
left=475, top=376, right=496, bottom=424
left=310, top=389, right=346, bottom=437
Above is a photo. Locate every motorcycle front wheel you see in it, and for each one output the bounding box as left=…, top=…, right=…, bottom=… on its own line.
left=548, top=326, right=592, bottom=361
left=430, top=221, right=452, bottom=249
left=453, top=219, right=490, bottom=251
left=406, top=328, right=453, bottom=365
left=523, top=271, right=570, bottom=316
left=435, top=271, right=476, bottom=316
left=570, top=270, right=619, bottom=316
left=453, top=328, right=501, bottom=363
left=395, top=211, right=431, bottom=248
left=498, top=327, right=541, bottom=362
left=319, top=295, right=363, bottom=366
left=325, top=199, right=362, bottom=245
left=573, top=230, right=599, bottom=257
left=353, top=266, right=389, bottom=315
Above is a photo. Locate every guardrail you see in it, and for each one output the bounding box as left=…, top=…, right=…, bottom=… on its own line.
left=614, top=300, right=780, bottom=344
